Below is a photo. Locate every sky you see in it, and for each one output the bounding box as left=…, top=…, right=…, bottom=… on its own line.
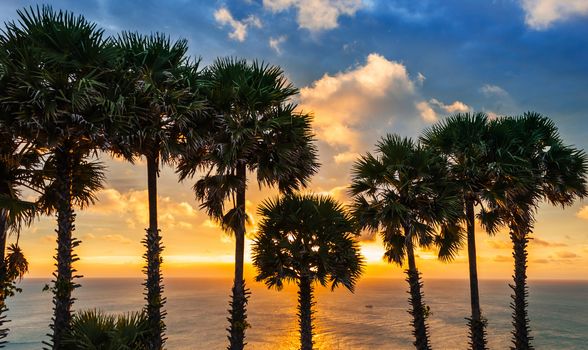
left=1, top=0, right=588, bottom=280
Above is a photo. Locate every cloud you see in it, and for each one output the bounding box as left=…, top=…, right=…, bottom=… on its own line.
left=521, top=0, right=588, bottom=29
left=86, top=188, right=198, bottom=231
left=269, top=35, right=287, bottom=54
left=556, top=251, right=579, bottom=259
left=102, top=234, right=133, bottom=244
left=494, top=255, right=511, bottom=262
left=333, top=151, right=360, bottom=164
left=577, top=206, right=588, bottom=220
left=480, top=84, right=509, bottom=97
left=416, top=101, right=437, bottom=122
left=533, top=258, right=550, bottom=264
left=487, top=240, right=511, bottom=250
left=298, top=53, right=469, bottom=163
left=263, top=0, right=364, bottom=31
left=531, top=237, right=567, bottom=247
left=214, top=7, right=262, bottom=42
left=428, top=99, right=471, bottom=114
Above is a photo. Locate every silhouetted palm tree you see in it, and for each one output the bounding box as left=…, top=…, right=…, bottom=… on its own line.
left=350, top=135, right=463, bottom=350
left=0, top=124, right=39, bottom=347
left=111, top=32, right=203, bottom=349
left=421, top=112, right=502, bottom=350
left=177, top=58, right=319, bottom=350
left=0, top=7, right=118, bottom=348
left=252, top=194, right=364, bottom=350
left=480, top=113, right=588, bottom=350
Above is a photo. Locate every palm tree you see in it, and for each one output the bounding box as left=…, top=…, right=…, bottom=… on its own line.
left=252, top=194, right=364, bottom=350
left=176, top=58, right=319, bottom=350
left=0, top=7, right=118, bottom=348
left=0, top=126, right=39, bottom=347
left=480, top=113, right=587, bottom=350
left=111, top=32, right=203, bottom=349
left=350, top=135, right=463, bottom=350
left=0, top=55, right=41, bottom=346
left=421, top=112, right=503, bottom=350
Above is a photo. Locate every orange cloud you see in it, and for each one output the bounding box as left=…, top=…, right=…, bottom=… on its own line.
left=577, top=206, right=588, bottom=220
left=531, top=237, right=567, bottom=247
left=556, top=251, right=579, bottom=259
left=299, top=53, right=469, bottom=164
left=494, top=255, right=512, bottom=262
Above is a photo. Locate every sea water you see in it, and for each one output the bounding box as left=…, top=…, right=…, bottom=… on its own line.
left=5, top=278, right=588, bottom=349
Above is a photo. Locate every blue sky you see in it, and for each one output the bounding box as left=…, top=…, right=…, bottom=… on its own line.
left=1, top=0, right=585, bottom=144
left=2, top=0, right=588, bottom=278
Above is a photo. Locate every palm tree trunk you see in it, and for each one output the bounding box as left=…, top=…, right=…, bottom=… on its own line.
left=0, top=210, right=8, bottom=347
left=228, top=163, right=249, bottom=350
left=144, top=154, right=165, bottom=350
left=510, top=229, right=533, bottom=350
left=465, top=198, right=487, bottom=350
left=50, top=142, right=79, bottom=350
left=298, top=275, right=314, bottom=350
left=405, top=234, right=431, bottom=350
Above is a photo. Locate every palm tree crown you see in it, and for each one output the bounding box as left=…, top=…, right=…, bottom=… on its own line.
left=254, top=194, right=364, bottom=291
left=420, top=112, right=499, bottom=350
left=350, top=134, right=463, bottom=350
left=253, top=193, right=364, bottom=350
left=111, top=31, right=204, bottom=350
left=480, top=112, right=587, bottom=350
left=0, top=6, right=117, bottom=348
left=176, top=57, right=319, bottom=350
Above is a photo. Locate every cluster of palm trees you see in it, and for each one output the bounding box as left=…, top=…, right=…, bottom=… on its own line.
left=0, top=6, right=319, bottom=350
left=0, top=5, right=586, bottom=350
left=350, top=113, right=587, bottom=350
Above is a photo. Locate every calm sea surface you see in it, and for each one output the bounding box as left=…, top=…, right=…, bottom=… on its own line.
left=5, top=278, right=588, bottom=349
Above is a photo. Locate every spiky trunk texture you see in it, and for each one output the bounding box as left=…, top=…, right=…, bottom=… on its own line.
left=228, top=163, right=248, bottom=350
left=144, top=154, right=165, bottom=350
left=0, top=211, right=7, bottom=348
left=510, top=230, right=533, bottom=350
left=465, top=198, right=487, bottom=350
left=406, top=236, right=431, bottom=350
left=298, top=276, right=314, bottom=350
left=49, top=143, right=80, bottom=350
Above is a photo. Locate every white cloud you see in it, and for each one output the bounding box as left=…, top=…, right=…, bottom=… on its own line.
left=480, top=84, right=509, bottom=97
left=416, top=72, right=426, bottom=85
left=263, top=0, right=364, bottom=31
left=269, top=35, right=287, bottom=54
left=298, top=53, right=469, bottom=164
left=214, top=7, right=262, bottom=42
left=431, top=99, right=470, bottom=113
left=521, top=0, right=588, bottom=29
left=416, top=101, right=438, bottom=122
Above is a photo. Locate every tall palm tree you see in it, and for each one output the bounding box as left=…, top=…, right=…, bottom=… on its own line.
left=350, top=135, right=463, bottom=350
left=480, top=113, right=587, bottom=350
left=421, top=112, right=512, bottom=350
left=252, top=194, right=364, bottom=350
left=111, top=32, right=203, bottom=349
left=176, top=58, right=319, bottom=350
left=0, top=7, right=118, bottom=348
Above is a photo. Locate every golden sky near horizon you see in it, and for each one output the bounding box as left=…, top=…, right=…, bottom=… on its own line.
left=15, top=54, right=588, bottom=281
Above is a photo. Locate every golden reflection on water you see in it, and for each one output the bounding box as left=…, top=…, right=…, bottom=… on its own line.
left=257, top=317, right=344, bottom=350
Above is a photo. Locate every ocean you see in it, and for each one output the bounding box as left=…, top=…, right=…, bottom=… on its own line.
left=5, top=278, right=588, bottom=349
